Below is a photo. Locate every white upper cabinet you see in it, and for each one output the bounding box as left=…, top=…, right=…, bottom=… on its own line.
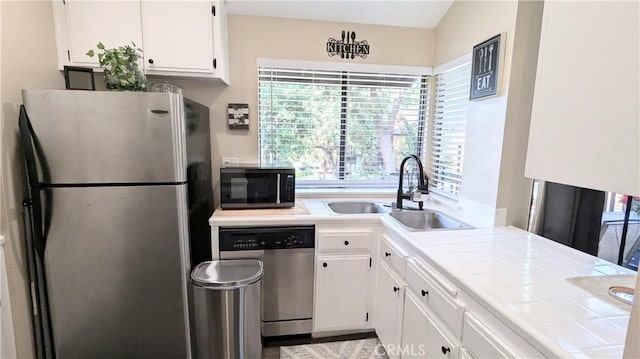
left=141, top=0, right=228, bottom=81
left=141, top=1, right=211, bottom=75
left=52, top=0, right=229, bottom=83
left=526, top=1, right=639, bottom=195
left=211, top=0, right=229, bottom=83
left=53, top=0, right=143, bottom=69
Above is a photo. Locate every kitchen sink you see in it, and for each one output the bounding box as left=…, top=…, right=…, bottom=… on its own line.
left=324, top=201, right=391, bottom=214
left=388, top=210, right=473, bottom=231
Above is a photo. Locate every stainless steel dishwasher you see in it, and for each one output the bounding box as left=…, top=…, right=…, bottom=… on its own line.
left=219, top=225, right=315, bottom=337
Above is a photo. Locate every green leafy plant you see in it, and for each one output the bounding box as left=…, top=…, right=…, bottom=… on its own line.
left=87, top=42, right=146, bottom=91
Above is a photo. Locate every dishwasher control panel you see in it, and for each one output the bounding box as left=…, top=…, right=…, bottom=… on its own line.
left=219, top=225, right=315, bottom=251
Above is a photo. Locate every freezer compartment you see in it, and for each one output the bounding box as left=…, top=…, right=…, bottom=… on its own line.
left=21, top=89, right=186, bottom=184
left=42, top=185, right=190, bottom=358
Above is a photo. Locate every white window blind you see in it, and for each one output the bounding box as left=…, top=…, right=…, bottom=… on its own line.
left=259, top=66, right=429, bottom=187
left=428, top=62, right=471, bottom=198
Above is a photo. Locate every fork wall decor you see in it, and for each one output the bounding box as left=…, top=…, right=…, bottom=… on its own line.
left=326, top=31, right=370, bottom=59
left=470, top=33, right=503, bottom=100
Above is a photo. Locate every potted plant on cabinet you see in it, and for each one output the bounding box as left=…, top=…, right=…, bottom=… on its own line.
left=86, top=42, right=146, bottom=91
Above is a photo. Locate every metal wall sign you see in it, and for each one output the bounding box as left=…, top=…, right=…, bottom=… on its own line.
left=327, top=31, right=370, bottom=59
left=470, top=34, right=502, bottom=100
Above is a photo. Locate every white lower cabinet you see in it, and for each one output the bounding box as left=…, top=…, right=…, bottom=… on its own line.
left=402, top=291, right=460, bottom=359
left=313, top=255, right=371, bottom=331
left=461, top=313, right=517, bottom=358
left=374, top=262, right=406, bottom=359
left=379, top=230, right=544, bottom=359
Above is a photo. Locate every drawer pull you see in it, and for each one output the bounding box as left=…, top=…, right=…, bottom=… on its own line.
left=344, top=240, right=349, bottom=246
left=421, top=289, right=429, bottom=297
left=385, top=252, right=391, bottom=257
left=441, top=346, right=450, bottom=355
left=393, top=286, right=399, bottom=292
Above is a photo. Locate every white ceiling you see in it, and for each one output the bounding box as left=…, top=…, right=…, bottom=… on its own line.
left=225, top=0, right=454, bottom=29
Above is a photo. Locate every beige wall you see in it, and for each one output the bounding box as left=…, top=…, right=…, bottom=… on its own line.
left=435, top=0, right=517, bottom=84
left=1, top=1, right=64, bottom=358
left=496, top=0, right=544, bottom=228
left=434, top=0, right=539, bottom=227
left=170, top=15, right=435, bottom=206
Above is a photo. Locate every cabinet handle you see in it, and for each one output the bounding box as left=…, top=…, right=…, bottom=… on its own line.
left=441, top=346, right=450, bottom=355
left=148, top=58, right=154, bottom=64
left=421, top=289, right=429, bottom=297
left=322, top=262, right=327, bottom=268
left=393, top=286, right=399, bottom=292
left=385, top=252, right=391, bottom=257
left=344, top=240, right=349, bottom=246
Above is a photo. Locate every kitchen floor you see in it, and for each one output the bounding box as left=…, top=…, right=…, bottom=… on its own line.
left=261, top=332, right=378, bottom=359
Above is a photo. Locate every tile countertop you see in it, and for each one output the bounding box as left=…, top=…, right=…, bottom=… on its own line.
left=381, top=219, right=637, bottom=359
left=209, top=197, right=395, bottom=226
left=209, top=197, right=482, bottom=227
left=209, top=198, right=637, bottom=358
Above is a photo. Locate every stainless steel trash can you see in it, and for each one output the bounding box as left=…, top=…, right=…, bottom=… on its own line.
left=191, top=259, right=263, bottom=359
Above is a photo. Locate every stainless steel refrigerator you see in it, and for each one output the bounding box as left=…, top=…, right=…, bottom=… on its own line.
left=19, top=89, right=213, bottom=358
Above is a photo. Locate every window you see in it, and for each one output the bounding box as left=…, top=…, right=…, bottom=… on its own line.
left=258, top=59, right=471, bottom=197
left=428, top=62, right=471, bottom=198
left=259, top=64, right=429, bottom=187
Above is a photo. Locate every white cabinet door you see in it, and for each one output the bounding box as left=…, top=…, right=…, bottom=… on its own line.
left=526, top=1, right=640, bottom=195
left=402, top=291, right=459, bottom=359
left=53, top=0, right=143, bottom=69
left=314, top=255, right=371, bottom=332
left=141, top=0, right=214, bottom=75
left=374, top=262, right=405, bottom=359
left=211, top=0, right=229, bottom=83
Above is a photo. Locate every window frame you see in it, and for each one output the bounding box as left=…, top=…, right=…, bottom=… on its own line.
left=256, top=57, right=472, bottom=200
left=257, top=59, right=432, bottom=189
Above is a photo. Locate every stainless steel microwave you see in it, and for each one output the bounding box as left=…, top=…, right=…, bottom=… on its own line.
left=220, top=166, right=295, bottom=209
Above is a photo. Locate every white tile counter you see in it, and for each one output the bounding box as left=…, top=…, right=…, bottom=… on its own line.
left=381, top=218, right=636, bottom=358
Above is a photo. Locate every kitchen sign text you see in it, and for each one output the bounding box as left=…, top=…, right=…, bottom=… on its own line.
left=327, top=31, right=370, bottom=60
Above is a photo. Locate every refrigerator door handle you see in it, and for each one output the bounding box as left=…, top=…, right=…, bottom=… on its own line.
left=19, top=106, right=49, bottom=259
left=19, top=106, right=40, bottom=189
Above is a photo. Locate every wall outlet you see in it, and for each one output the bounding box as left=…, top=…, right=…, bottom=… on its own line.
left=222, top=157, right=239, bottom=166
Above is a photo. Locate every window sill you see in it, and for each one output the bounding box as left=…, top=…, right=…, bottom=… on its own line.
left=296, top=188, right=458, bottom=207
left=296, top=187, right=396, bottom=199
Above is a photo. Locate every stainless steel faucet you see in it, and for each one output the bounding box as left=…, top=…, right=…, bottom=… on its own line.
left=396, top=155, right=429, bottom=210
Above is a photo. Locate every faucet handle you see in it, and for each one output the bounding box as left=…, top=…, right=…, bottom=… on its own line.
left=411, top=192, right=429, bottom=202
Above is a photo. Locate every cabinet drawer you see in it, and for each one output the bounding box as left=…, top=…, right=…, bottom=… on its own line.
left=406, top=259, right=464, bottom=338
left=318, top=231, right=372, bottom=251
left=463, top=313, right=518, bottom=359
left=380, top=234, right=408, bottom=278
left=403, top=291, right=460, bottom=359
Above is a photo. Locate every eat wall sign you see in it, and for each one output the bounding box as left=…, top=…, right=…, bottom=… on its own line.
left=470, top=34, right=503, bottom=100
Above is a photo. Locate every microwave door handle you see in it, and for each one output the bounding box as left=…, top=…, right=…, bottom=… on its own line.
left=276, top=173, right=281, bottom=204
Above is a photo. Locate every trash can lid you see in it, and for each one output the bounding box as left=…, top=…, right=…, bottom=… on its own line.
left=191, top=259, right=263, bottom=289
